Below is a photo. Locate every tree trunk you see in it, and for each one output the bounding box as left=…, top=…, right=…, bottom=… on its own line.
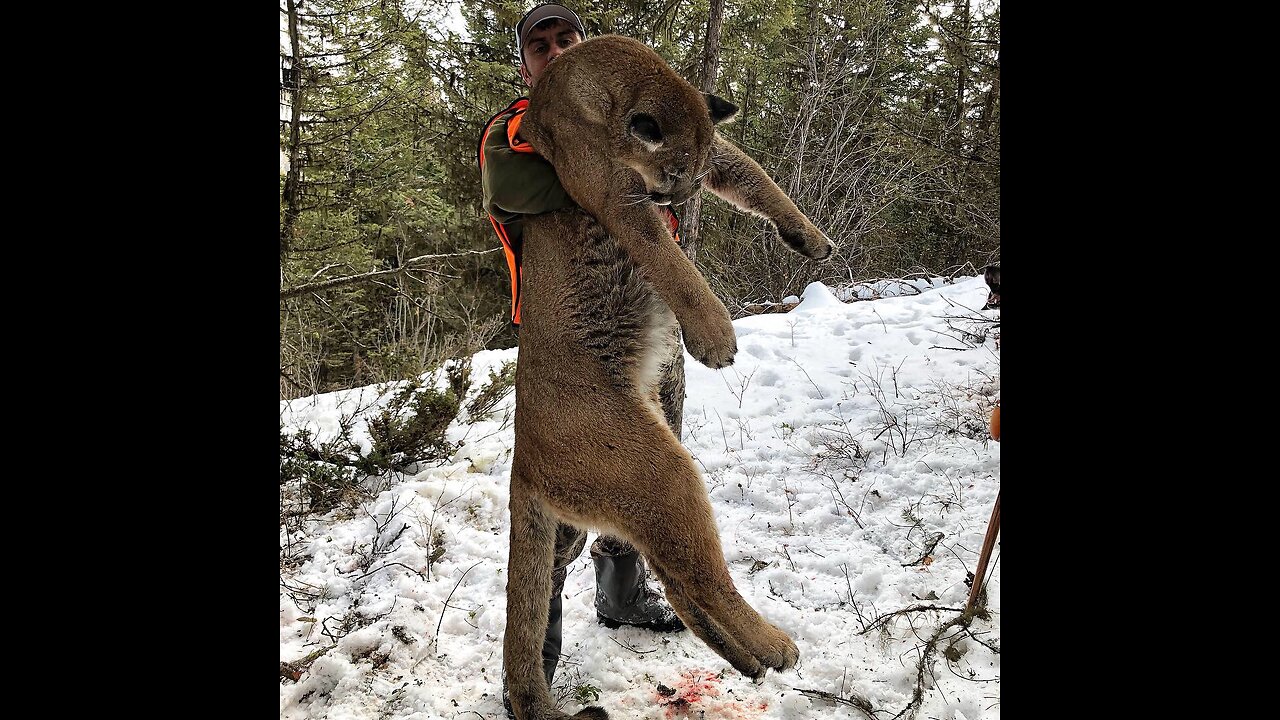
left=788, top=0, right=821, bottom=199
left=975, top=46, right=999, bottom=152
left=676, top=0, right=725, bottom=263
left=954, top=0, right=971, bottom=152
left=954, top=0, right=972, bottom=265
left=281, top=0, right=304, bottom=262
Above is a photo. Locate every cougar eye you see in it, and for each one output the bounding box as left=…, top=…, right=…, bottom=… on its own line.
left=629, top=113, right=663, bottom=146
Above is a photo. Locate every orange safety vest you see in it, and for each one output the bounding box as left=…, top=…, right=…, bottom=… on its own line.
left=478, top=98, right=680, bottom=325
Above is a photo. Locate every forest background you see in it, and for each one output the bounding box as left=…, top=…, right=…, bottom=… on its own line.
left=279, top=0, right=1000, bottom=399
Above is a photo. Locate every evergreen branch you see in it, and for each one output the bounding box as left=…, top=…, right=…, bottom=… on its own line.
left=283, top=1, right=382, bottom=21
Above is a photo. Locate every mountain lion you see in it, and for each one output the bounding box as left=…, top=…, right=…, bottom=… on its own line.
left=503, top=34, right=835, bottom=720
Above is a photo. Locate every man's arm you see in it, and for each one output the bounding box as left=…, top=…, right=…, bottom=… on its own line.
left=481, top=113, right=575, bottom=222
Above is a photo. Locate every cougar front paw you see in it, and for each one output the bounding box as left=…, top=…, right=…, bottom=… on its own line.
left=777, top=220, right=833, bottom=261
left=681, top=305, right=737, bottom=369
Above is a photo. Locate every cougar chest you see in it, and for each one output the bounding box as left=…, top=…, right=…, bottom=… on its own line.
left=567, top=212, right=679, bottom=396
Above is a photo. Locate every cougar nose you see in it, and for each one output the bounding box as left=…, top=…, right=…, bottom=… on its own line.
left=664, top=168, right=691, bottom=193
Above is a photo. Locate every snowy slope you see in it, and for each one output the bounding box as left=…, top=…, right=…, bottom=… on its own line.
left=280, top=275, right=1001, bottom=720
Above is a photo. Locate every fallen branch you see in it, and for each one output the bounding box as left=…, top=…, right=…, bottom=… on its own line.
left=965, top=628, right=1000, bottom=654
left=901, top=531, right=945, bottom=567
left=279, top=644, right=334, bottom=682
left=608, top=636, right=659, bottom=654
left=349, top=561, right=426, bottom=582
left=890, top=613, right=971, bottom=720
left=791, top=687, right=875, bottom=719
left=858, top=604, right=965, bottom=636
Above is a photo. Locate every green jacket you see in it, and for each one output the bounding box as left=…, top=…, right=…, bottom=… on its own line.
left=477, top=98, right=573, bottom=324
left=480, top=98, right=574, bottom=225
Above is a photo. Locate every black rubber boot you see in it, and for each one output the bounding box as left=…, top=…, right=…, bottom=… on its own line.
left=591, top=536, right=685, bottom=632
left=503, top=565, right=568, bottom=719
left=542, top=565, right=566, bottom=685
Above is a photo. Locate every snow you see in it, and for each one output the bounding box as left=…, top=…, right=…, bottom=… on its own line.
left=281, top=275, right=1001, bottom=719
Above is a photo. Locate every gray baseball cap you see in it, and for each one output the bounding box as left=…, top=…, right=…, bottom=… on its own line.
left=516, top=4, right=587, bottom=60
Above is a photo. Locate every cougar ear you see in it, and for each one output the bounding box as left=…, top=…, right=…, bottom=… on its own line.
left=704, top=93, right=739, bottom=125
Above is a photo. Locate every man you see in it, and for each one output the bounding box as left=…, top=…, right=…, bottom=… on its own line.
left=476, top=1, right=687, bottom=699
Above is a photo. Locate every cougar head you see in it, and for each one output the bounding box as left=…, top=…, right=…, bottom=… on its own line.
left=621, top=92, right=738, bottom=206
left=524, top=35, right=742, bottom=207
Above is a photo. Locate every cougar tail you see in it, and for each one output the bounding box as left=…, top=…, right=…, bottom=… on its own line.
left=504, top=477, right=611, bottom=720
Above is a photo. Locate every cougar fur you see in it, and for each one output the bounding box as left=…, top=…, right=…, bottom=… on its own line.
left=502, top=34, right=835, bottom=720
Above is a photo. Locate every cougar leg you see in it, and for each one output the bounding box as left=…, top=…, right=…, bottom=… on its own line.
left=644, top=558, right=765, bottom=679
left=656, top=332, right=686, bottom=438
left=640, top=529, right=797, bottom=675
left=505, top=478, right=608, bottom=720
left=606, top=445, right=799, bottom=676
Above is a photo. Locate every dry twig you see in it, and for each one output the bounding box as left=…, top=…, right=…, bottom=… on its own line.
left=791, top=687, right=875, bottom=719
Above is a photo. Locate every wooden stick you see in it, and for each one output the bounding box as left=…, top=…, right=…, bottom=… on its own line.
left=965, top=490, right=1000, bottom=614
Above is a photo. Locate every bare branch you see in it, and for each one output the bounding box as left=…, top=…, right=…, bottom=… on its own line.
left=281, top=248, right=502, bottom=299
left=432, top=561, right=483, bottom=652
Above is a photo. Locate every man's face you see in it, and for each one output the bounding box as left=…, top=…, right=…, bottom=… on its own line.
left=519, top=18, right=582, bottom=88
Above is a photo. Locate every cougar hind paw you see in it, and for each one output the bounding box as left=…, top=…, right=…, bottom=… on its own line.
left=759, top=635, right=799, bottom=671
left=746, top=626, right=800, bottom=674
left=715, top=631, right=796, bottom=681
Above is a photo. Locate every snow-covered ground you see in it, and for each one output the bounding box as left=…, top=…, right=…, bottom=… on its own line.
left=280, top=275, right=1001, bottom=720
